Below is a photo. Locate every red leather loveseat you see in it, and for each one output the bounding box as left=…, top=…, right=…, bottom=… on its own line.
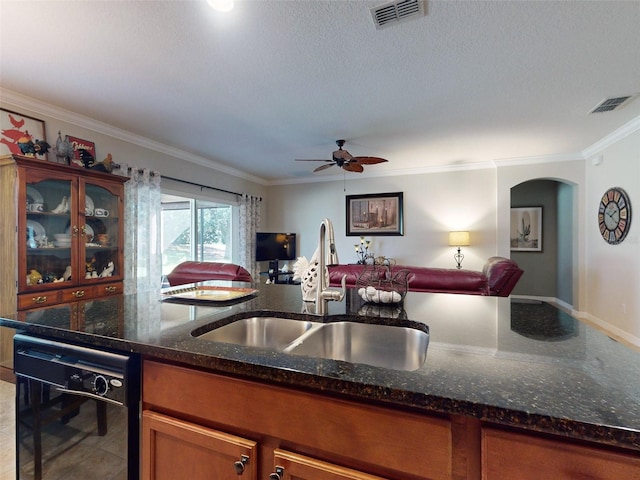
left=328, top=256, right=523, bottom=297
left=166, top=261, right=253, bottom=286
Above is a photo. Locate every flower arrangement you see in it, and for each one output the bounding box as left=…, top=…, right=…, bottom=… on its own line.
left=354, top=236, right=373, bottom=264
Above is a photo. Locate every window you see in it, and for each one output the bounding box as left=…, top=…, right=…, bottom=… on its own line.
left=161, top=194, right=234, bottom=275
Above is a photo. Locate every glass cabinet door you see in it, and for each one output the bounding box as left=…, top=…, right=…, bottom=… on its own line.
left=82, top=180, right=124, bottom=282
left=21, top=173, right=76, bottom=291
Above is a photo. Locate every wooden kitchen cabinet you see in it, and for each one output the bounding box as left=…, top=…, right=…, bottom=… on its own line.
left=271, top=449, right=387, bottom=480
left=142, top=360, right=640, bottom=480
left=141, top=410, right=382, bottom=480
left=142, top=410, right=258, bottom=480
left=0, top=154, right=126, bottom=379
left=481, top=427, right=640, bottom=480
left=142, top=360, right=456, bottom=480
left=0, top=154, right=126, bottom=311
left=16, top=155, right=126, bottom=307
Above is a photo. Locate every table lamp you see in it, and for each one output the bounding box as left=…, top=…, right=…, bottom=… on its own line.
left=448, top=231, right=470, bottom=269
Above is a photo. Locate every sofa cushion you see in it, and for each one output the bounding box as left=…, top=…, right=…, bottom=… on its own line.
left=329, top=264, right=488, bottom=295
left=405, top=266, right=488, bottom=295
left=328, top=257, right=522, bottom=297
left=166, top=261, right=253, bottom=286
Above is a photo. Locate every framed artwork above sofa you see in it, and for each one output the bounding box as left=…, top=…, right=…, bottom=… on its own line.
left=346, top=192, right=404, bottom=236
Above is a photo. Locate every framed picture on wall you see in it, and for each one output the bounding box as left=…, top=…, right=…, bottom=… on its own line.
left=0, top=108, right=47, bottom=158
left=346, top=192, right=404, bottom=236
left=67, top=135, right=96, bottom=168
left=511, top=206, right=542, bottom=251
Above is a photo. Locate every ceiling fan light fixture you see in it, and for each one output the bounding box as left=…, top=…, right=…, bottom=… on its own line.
left=295, top=139, right=388, bottom=174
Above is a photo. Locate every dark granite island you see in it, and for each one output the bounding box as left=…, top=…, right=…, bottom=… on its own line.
left=1, top=283, right=639, bottom=479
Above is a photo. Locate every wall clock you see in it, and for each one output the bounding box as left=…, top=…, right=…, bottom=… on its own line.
left=598, top=187, right=632, bottom=245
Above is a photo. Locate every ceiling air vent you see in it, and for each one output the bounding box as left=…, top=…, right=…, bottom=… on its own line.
left=371, top=0, right=424, bottom=29
left=590, top=95, right=634, bottom=114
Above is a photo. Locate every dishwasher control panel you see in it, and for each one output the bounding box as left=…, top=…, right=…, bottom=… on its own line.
left=14, top=333, right=138, bottom=406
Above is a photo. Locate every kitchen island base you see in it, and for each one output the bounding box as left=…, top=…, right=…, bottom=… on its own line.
left=142, top=360, right=640, bottom=480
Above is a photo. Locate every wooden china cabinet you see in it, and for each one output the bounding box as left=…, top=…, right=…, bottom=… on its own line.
left=0, top=154, right=127, bottom=379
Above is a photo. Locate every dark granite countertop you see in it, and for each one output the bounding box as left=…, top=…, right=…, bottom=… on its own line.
left=1, top=282, right=639, bottom=452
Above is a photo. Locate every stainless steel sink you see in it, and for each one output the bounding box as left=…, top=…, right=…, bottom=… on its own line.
left=286, top=321, right=429, bottom=371
left=195, top=317, right=321, bottom=350
left=193, top=316, right=429, bottom=371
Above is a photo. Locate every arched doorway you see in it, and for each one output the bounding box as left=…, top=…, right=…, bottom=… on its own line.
left=510, top=179, right=576, bottom=308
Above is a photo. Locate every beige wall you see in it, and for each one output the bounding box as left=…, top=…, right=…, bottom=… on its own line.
left=584, top=128, right=640, bottom=343
left=265, top=167, right=498, bottom=272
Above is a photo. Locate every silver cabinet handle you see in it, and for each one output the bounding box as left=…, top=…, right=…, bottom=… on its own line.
left=269, top=466, right=284, bottom=480
left=233, top=455, right=249, bottom=475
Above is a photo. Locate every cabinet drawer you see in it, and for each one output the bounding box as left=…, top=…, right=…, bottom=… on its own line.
left=18, top=281, right=123, bottom=308
left=97, top=282, right=123, bottom=296
left=60, top=286, right=96, bottom=302
left=482, top=427, right=640, bottom=480
left=17, top=290, right=62, bottom=309
left=59, top=282, right=123, bottom=302
left=144, top=360, right=453, bottom=480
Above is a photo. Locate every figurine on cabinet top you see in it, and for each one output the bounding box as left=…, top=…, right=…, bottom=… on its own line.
left=53, top=131, right=74, bottom=164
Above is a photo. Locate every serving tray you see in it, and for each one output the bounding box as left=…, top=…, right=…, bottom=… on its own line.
left=161, top=285, right=258, bottom=302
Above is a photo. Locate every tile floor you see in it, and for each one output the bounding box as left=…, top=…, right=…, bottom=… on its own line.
left=0, top=380, right=16, bottom=480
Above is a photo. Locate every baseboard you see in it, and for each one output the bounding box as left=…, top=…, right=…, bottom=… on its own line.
left=510, top=294, right=572, bottom=311
left=580, top=313, right=640, bottom=350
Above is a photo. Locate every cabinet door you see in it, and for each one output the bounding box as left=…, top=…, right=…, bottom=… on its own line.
left=142, top=410, right=258, bottom=480
left=482, top=427, right=640, bottom=480
left=271, top=450, right=387, bottom=480
left=81, top=179, right=124, bottom=283
left=19, top=169, right=78, bottom=292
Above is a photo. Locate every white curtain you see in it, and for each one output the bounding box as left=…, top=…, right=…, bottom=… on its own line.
left=238, top=194, right=261, bottom=281
left=113, top=164, right=162, bottom=295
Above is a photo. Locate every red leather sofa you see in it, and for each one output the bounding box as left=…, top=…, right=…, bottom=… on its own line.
left=166, top=261, right=253, bottom=286
left=328, top=256, right=523, bottom=297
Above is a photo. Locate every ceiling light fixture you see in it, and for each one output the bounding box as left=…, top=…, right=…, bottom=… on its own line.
left=207, top=0, right=234, bottom=12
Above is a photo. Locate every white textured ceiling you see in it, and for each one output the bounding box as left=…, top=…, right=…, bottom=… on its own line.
left=1, top=1, right=639, bottom=182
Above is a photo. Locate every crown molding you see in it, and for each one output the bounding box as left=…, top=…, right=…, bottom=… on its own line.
left=0, top=88, right=268, bottom=185
left=268, top=160, right=496, bottom=186
left=582, top=114, right=640, bottom=158
left=5, top=88, right=638, bottom=186
left=493, top=152, right=584, bottom=168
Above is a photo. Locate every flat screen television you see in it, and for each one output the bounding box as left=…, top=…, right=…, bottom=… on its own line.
left=255, top=232, right=296, bottom=262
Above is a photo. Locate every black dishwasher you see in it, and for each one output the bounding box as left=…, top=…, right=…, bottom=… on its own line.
left=14, top=333, right=140, bottom=480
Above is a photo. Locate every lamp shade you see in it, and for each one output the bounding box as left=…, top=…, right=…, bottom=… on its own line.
left=448, top=231, right=470, bottom=246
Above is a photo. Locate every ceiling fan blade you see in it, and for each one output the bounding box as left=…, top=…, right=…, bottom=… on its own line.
left=295, top=159, right=333, bottom=162
left=343, top=162, right=364, bottom=173
left=352, top=156, right=388, bottom=165
left=313, top=163, right=336, bottom=172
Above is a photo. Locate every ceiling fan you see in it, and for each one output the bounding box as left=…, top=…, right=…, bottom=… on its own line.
left=296, top=140, right=388, bottom=173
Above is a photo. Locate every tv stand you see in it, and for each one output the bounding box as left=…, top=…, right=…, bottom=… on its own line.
left=261, top=261, right=298, bottom=284
left=269, top=270, right=298, bottom=284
